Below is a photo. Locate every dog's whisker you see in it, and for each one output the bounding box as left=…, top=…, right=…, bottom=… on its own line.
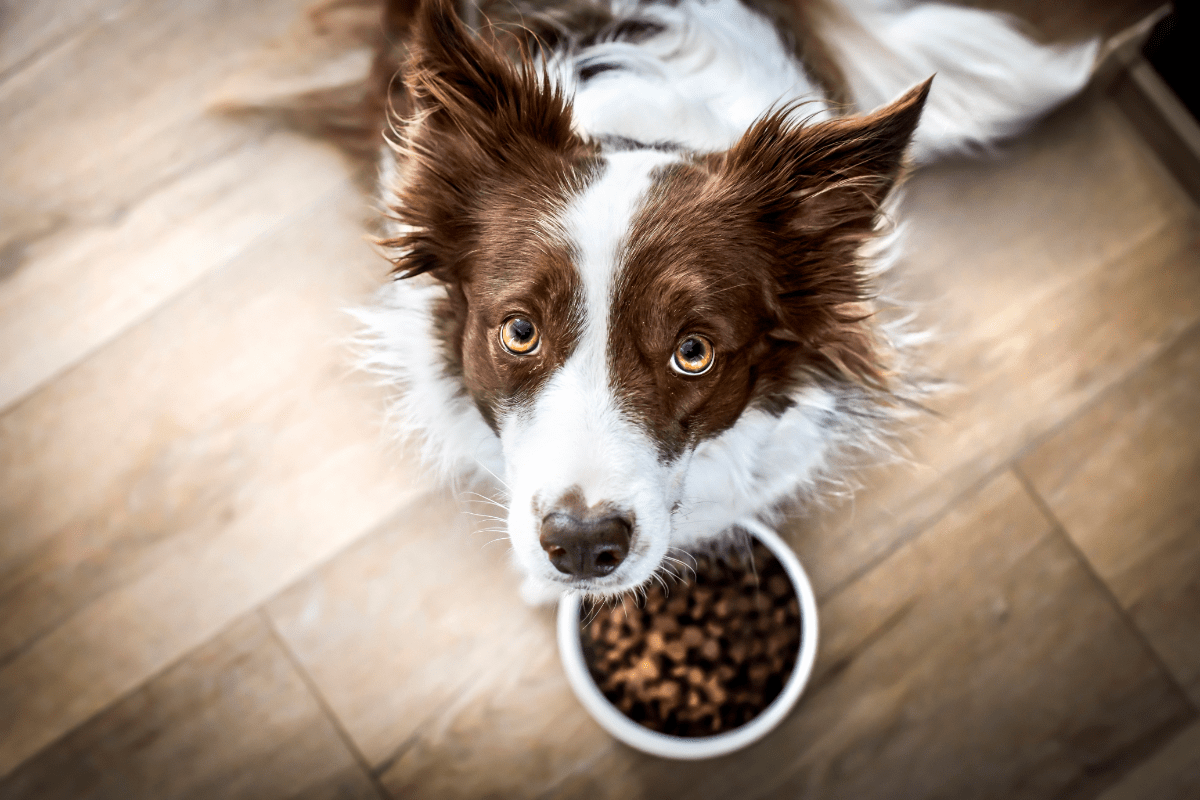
left=582, top=597, right=605, bottom=627
left=459, top=491, right=510, bottom=510
left=461, top=509, right=506, bottom=519
left=472, top=458, right=511, bottom=492
left=668, top=557, right=699, bottom=578
left=737, top=528, right=761, bottom=588
left=461, top=512, right=507, bottom=524
left=662, top=556, right=695, bottom=582
left=666, top=548, right=699, bottom=568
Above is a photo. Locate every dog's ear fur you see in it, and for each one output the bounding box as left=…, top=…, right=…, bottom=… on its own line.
left=383, top=0, right=586, bottom=281
left=723, top=80, right=930, bottom=386
left=405, top=0, right=579, bottom=153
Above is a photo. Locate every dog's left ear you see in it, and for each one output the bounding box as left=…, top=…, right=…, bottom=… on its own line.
left=722, top=79, right=931, bottom=385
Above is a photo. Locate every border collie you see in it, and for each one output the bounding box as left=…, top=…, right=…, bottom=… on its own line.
left=352, top=0, right=1096, bottom=602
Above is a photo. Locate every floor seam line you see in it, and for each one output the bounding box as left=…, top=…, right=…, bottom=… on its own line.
left=1010, top=464, right=1199, bottom=713
left=259, top=607, right=395, bottom=800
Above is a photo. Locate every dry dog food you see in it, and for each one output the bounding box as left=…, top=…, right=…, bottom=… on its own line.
left=579, top=542, right=802, bottom=737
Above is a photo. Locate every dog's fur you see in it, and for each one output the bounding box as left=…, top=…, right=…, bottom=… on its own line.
left=350, top=0, right=1096, bottom=602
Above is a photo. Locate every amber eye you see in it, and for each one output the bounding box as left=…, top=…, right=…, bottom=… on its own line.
left=670, top=335, right=714, bottom=375
left=499, top=316, right=541, bottom=355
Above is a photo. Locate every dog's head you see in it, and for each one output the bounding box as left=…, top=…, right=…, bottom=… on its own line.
left=383, top=0, right=927, bottom=597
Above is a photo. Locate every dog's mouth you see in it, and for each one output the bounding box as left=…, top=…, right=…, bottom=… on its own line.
left=541, top=567, right=654, bottom=600
left=545, top=573, right=630, bottom=595
left=539, top=543, right=695, bottom=600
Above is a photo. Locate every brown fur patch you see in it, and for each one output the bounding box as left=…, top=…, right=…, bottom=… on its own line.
left=533, top=485, right=634, bottom=529
left=610, top=82, right=930, bottom=459
left=456, top=234, right=589, bottom=431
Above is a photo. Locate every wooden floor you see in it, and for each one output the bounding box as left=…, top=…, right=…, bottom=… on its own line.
left=1, top=1, right=1198, bottom=798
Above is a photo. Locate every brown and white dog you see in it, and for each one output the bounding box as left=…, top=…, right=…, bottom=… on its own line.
left=353, top=0, right=1095, bottom=602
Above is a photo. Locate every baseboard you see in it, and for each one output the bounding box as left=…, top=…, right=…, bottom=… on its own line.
left=1097, top=5, right=1200, bottom=206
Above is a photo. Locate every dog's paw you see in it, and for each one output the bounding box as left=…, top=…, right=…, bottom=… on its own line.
left=520, top=576, right=565, bottom=607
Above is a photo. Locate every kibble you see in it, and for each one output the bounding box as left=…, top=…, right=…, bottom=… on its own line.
left=579, top=542, right=803, bottom=737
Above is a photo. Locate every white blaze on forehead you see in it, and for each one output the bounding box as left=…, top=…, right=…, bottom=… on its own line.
left=503, top=148, right=677, bottom=504
left=564, top=148, right=677, bottom=375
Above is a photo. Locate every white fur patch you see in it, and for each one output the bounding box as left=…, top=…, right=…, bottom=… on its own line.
left=352, top=275, right=504, bottom=484
left=809, top=0, right=1098, bottom=161
left=546, top=0, right=831, bottom=150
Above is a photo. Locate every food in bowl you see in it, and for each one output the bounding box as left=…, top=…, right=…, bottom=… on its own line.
left=579, top=541, right=802, bottom=737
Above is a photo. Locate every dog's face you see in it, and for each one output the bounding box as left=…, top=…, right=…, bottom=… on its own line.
left=385, top=0, right=926, bottom=597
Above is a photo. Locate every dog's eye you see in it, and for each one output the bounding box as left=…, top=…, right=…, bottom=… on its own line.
left=670, top=335, right=714, bottom=375
left=499, top=316, right=541, bottom=355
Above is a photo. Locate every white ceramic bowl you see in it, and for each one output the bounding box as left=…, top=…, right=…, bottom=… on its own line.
left=556, top=518, right=819, bottom=760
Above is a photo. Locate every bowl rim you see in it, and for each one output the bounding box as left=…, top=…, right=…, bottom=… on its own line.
left=556, top=518, right=820, bottom=760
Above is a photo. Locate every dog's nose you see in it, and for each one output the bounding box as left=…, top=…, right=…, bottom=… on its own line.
left=539, top=511, right=631, bottom=579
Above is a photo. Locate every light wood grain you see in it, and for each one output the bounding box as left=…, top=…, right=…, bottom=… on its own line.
left=0, top=0, right=131, bottom=80
left=0, top=0, right=341, bottom=411
left=0, top=0, right=307, bottom=256
left=1022, top=318, right=1200, bottom=703
left=0, top=133, right=350, bottom=411
left=0, top=612, right=381, bottom=800
left=0, top=187, right=425, bottom=778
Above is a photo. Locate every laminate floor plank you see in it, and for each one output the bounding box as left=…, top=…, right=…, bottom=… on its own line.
left=0, top=612, right=382, bottom=800
left=1096, top=721, right=1200, bottom=800
left=1021, top=320, right=1200, bottom=704
left=0, top=0, right=133, bottom=81
left=0, top=0, right=308, bottom=259
left=0, top=186, right=423, bottom=778
left=0, top=133, right=350, bottom=411
left=0, top=0, right=339, bottom=410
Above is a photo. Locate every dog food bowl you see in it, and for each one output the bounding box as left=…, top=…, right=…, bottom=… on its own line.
left=556, top=518, right=818, bottom=760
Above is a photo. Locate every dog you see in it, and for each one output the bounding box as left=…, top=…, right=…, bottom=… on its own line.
left=352, top=0, right=1096, bottom=602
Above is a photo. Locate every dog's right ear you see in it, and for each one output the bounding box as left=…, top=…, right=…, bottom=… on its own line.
left=384, top=0, right=586, bottom=281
